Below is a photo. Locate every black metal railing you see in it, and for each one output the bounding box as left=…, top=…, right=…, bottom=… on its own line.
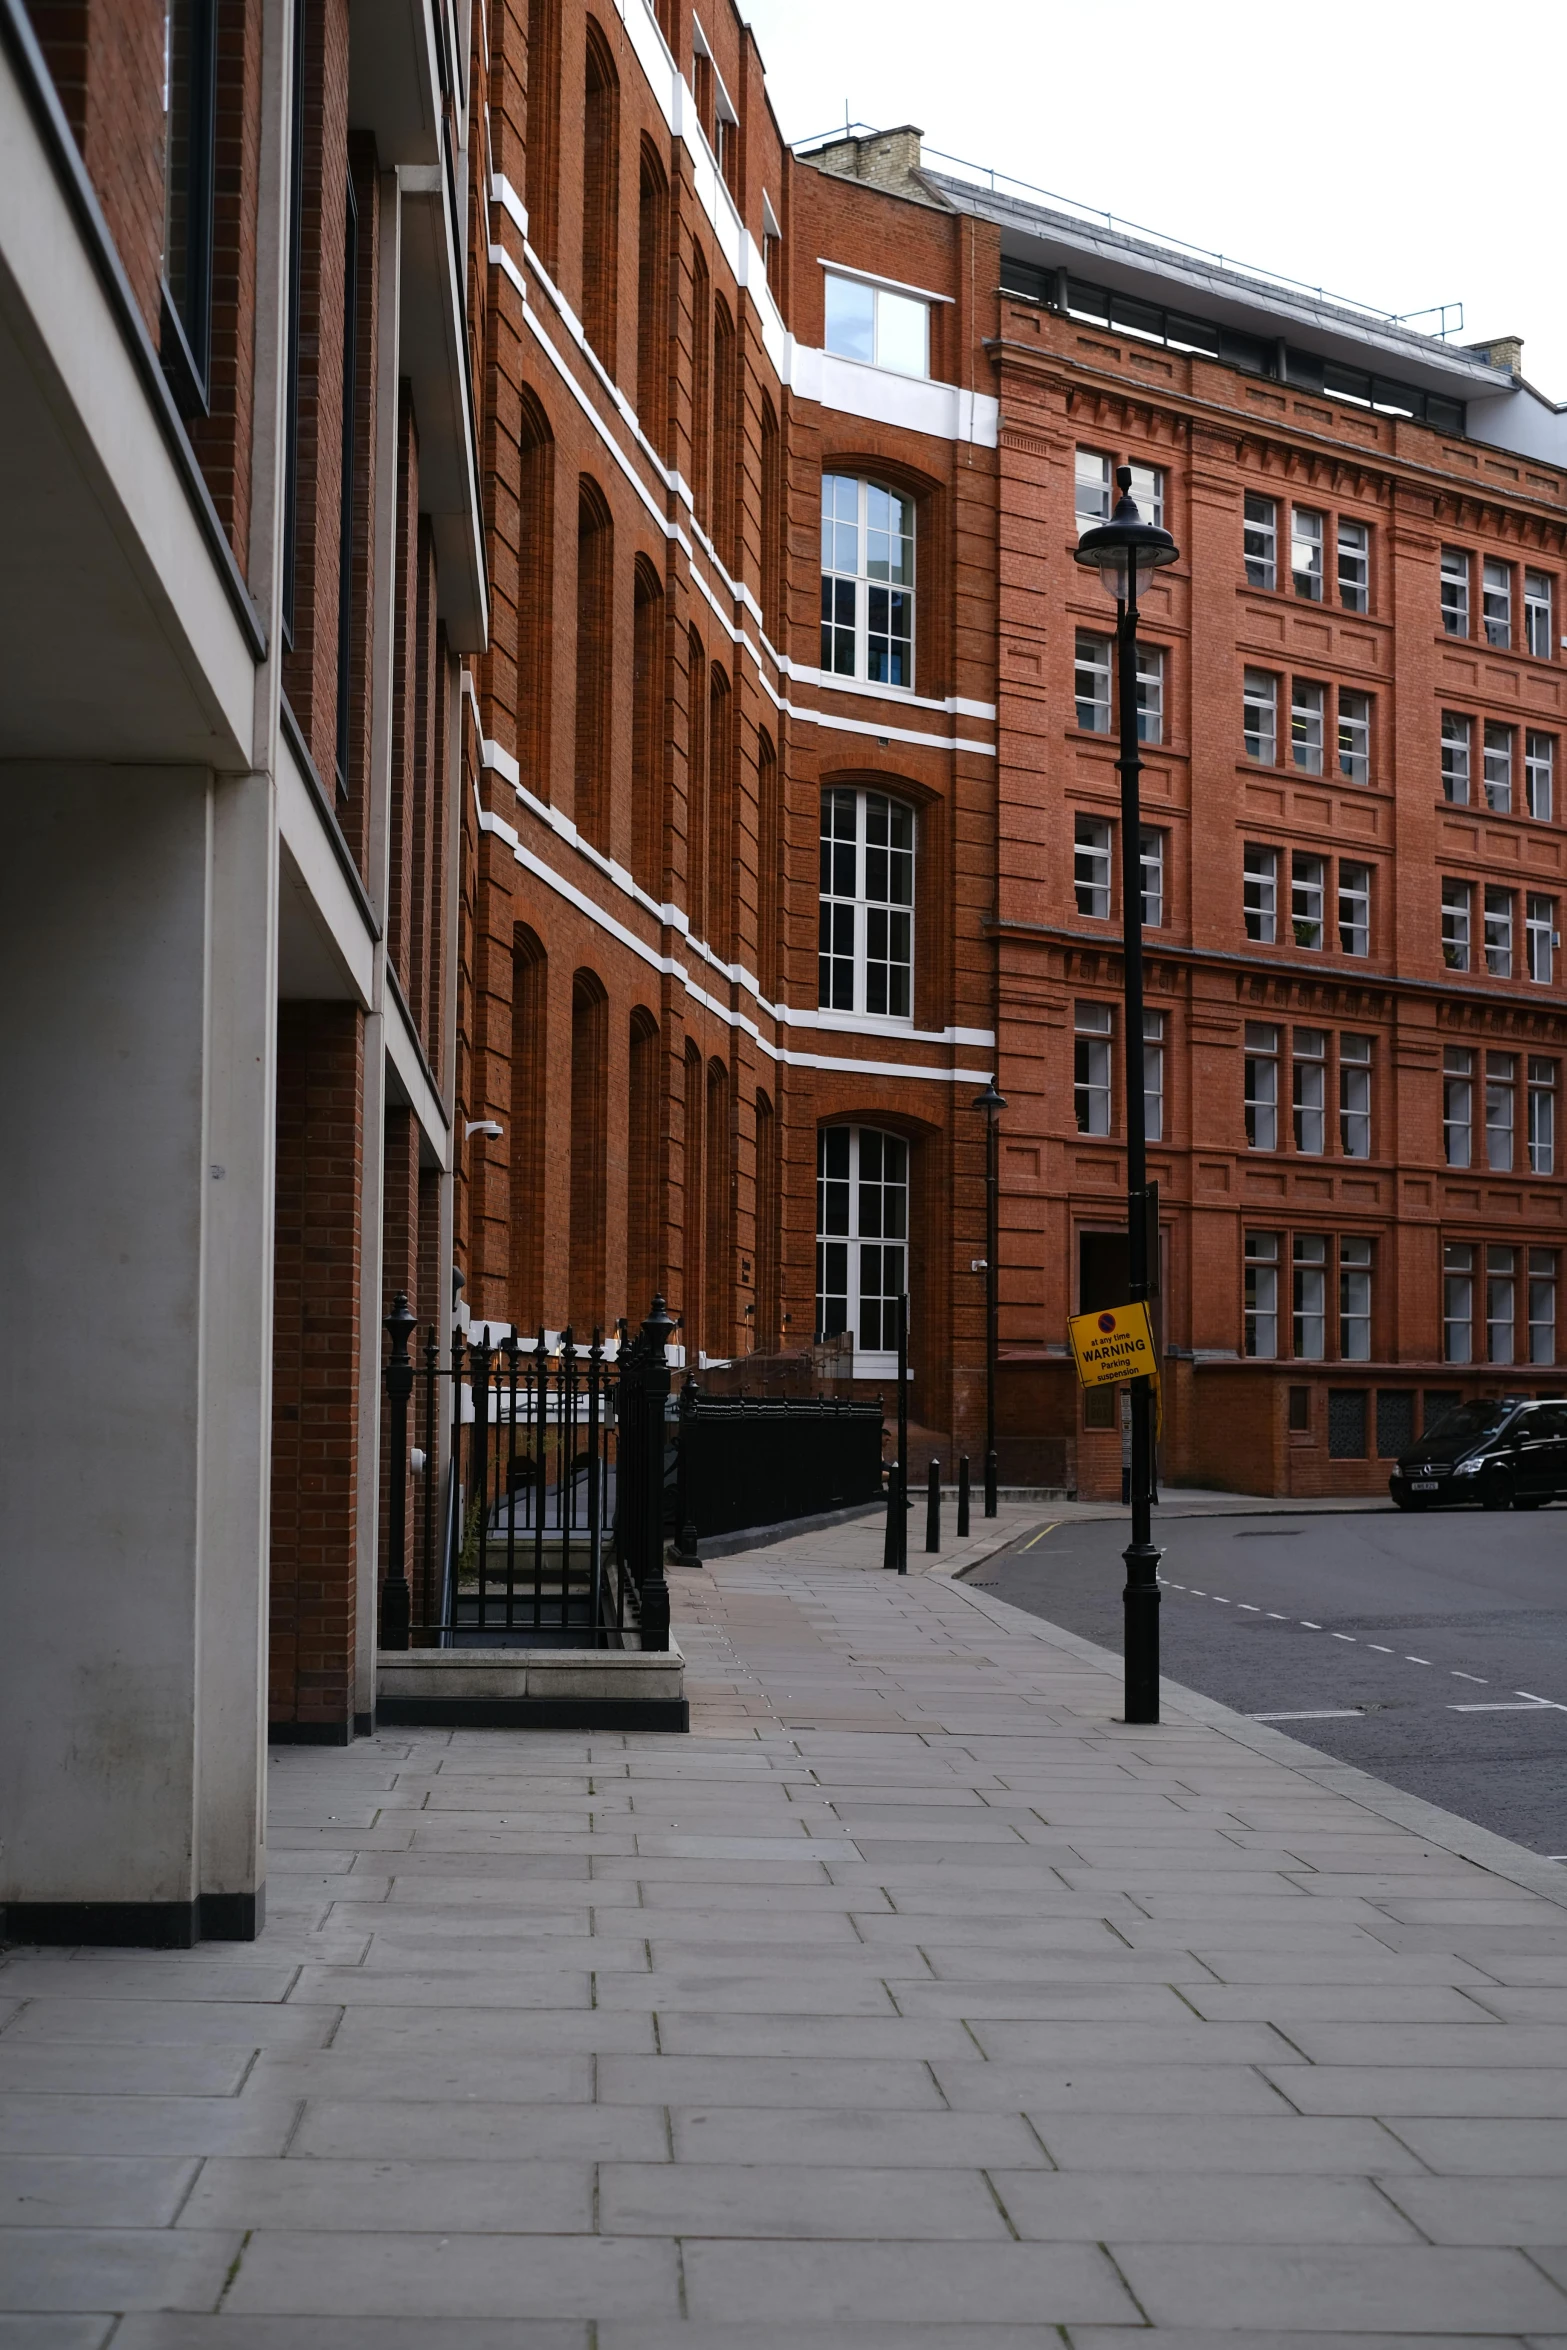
left=379, top=1294, right=674, bottom=1653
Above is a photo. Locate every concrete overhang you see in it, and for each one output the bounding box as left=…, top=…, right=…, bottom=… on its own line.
left=0, top=3, right=262, bottom=768
left=399, top=159, right=488, bottom=652
left=349, top=0, right=441, bottom=166
left=932, top=172, right=1512, bottom=408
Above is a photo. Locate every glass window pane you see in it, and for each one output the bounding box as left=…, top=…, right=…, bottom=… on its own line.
left=823, top=275, right=875, bottom=363
left=875, top=289, right=929, bottom=377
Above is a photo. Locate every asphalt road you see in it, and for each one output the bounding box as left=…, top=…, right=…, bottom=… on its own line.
left=968, top=1503, right=1567, bottom=1857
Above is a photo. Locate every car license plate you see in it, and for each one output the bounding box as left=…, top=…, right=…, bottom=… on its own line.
left=1411, top=1480, right=1439, bottom=1491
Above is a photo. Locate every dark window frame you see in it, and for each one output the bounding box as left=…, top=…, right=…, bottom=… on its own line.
left=159, top=0, right=219, bottom=415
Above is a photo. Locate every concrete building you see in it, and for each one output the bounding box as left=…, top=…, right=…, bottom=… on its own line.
left=0, top=0, right=484, bottom=1939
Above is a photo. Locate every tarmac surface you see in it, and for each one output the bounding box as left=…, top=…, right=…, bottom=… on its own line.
left=970, top=1502, right=1567, bottom=1856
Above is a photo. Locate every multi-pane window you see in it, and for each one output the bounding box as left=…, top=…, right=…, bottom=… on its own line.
left=1291, top=507, right=1325, bottom=600
left=1338, top=862, right=1371, bottom=956
left=1075, top=449, right=1112, bottom=536
left=1443, top=1241, right=1475, bottom=1364
left=1338, top=520, right=1370, bottom=612
left=1244, top=669, right=1278, bottom=763
left=1340, top=1034, right=1372, bottom=1157
left=823, top=274, right=930, bottom=377
left=1483, top=722, right=1514, bottom=813
left=1129, top=463, right=1164, bottom=528
left=1529, top=1249, right=1557, bottom=1364
left=1483, top=885, right=1514, bottom=977
left=1485, top=1051, right=1516, bottom=1172
left=1140, top=828, right=1165, bottom=928
left=1527, top=894, right=1557, bottom=985
left=1293, top=1234, right=1327, bottom=1358
left=1075, top=632, right=1112, bottom=732
left=1143, top=1009, right=1165, bottom=1144
left=1482, top=558, right=1511, bottom=649
left=1293, top=1028, right=1327, bottom=1154
left=1243, top=844, right=1278, bottom=942
left=1074, top=1002, right=1113, bottom=1135
left=820, top=475, right=915, bottom=686
left=1244, top=493, right=1277, bottom=589
left=1291, top=679, right=1325, bottom=773
left=1136, top=646, right=1164, bottom=744
left=1074, top=813, right=1112, bottom=918
left=818, top=788, right=914, bottom=1018
left=1244, top=1022, right=1279, bottom=1149
left=816, top=1126, right=909, bottom=1360
left=1338, top=689, right=1370, bottom=782
left=1443, top=1046, right=1474, bottom=1167
left=1244, top=1231, right=1279, bottom=1358
left=1526, top=731, right=1555, bottom=820
left=1441, top=878, right=1472, bottom=970
left=1339, top=1236, right=1372, bottom=1360
left=1292, top=853, right=1326, bottom=949
left=1529, top=1057, right=1557, bottom=1175
left=1525, top=569, right=1554, bottom=661
left=1487, top=1243, right=1517, bottom=1364
left=1440, top=547, right=1470, bottom=637
left=1441, top=712, right=1472, bottom=805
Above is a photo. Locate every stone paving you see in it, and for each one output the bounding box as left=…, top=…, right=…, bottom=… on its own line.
left=4, top=1503, right=1567, bottom=2344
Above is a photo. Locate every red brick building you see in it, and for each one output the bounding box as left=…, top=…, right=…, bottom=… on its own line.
left=454, top=17, right=1567, bottom=1504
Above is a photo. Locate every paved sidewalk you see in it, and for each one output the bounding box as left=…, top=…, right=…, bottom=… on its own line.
left=4, top=1521, right=1567, bottom=2344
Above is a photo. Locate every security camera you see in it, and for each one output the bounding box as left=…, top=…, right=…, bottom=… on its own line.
left=465, top=1119, right=504, bottom=1140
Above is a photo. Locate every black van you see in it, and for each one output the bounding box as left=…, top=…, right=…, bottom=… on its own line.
left=1389, top=1396, right=1567, bottom=1511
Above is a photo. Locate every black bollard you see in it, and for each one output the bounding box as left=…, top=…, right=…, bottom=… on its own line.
left=926, top=1458, right=941, bottom=1553
left=957, top=1454, right=970, bottom=1538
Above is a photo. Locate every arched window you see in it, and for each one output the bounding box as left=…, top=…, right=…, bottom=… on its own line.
left=627, top=1008, right=661, bottom=1317
left=705, top=1056, right=731, bottom=1357
left=705, top=662, right=733, bottom=955
left=574, top=478, right=613, bottom=849
left=821, top=474, right=915, bottom=687
left=581, top=23, right=619, bottom=367
left=816, top=1126, right=909, bottom=1370
left=636, top=140, right=669, bottom=454
left=631, top=556, right=664, bottom=890
left=508, top=926, right=548, bottom=1332
left=525, top=0, right=560, bottom=278
left=689, top=246, right=711, bottom=528
left=516, top=391, right=554, bottom=797
left=711, top=295, right=738, bottom=569
left=568, top=970, right=608, bottom=1330
left=819, top=786, right=915, bottom=1019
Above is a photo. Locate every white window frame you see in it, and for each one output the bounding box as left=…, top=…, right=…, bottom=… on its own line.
left=1074, top=1001, right=1113, bottom=1136
left=1293, top=1027, right=1327, bottom=1156
left=1243, top=843, right=1278, bottom=943
left=1143, top=1008, right=1165, bottom=1144
left=1293, top=1233, right=1327, bottom=1360
left=1291, top=852, right=1325, bottom=950
left=1140, top=827, right=1165, bottom=929
left=819, top=474, right=915, bottom=689
left=1338, top=862, right=1371, bottom=957
left=1441, top=878, right=1472, bottom=970
left=1441, top=711, right=1472, bottom=805
left=1483, top=721, right=1514, bottom=814
left=1128, top=461, right=1164, bottom=529
left=1528, top=1248, right=1557, bottom=1365
left=1524, top=569, right=1554, bottom=661
left=1244, top=1022, right=1279, bottom=1150
left=1483, top=885, right=1514, bottom=978
left=1482, top=558, right=1512, bottom=649
left=1244, top=492, right=1277, bottom=590
left=1528, top=1058, right=1557, bottom=1176
left=1486, top=1052, right=1516, bottom=1173
left=1526, top=730, right=1555, bottom=821
left=1337, top=688, right=1370, bottom=783
left=1443, top=1240, right=1475, bottom=1364
left=1337, top=519, right=1369, bottom=612
left=1527, top=893, right=1557, bottom=986
left=1075, top=631, right=1112, bottom=733
left=823, top=273, right=930, bottom=378
left=1340, top=1036, right=1372, bottom=1159
left=1487, top=1242, right=1517, bottom=1365
left=1291, top=507, right=1325, bottom=601
left=1291, top=679, right=1325, bottom=774
left=1074, top=448, right=1112, bottom=537
left=1340, top=1235, right=1372, bottom=1362
left=817, top=787, right=916, bottom=1021
left=1074, top=813, right=1112, bottom=919
left=1136, top=644, right=1164, bottom=745
left=1440, top=547, right=1470, bottom=637
left=1244, top=669, right=1278, bottom=764
left=1244, top=1230, right=1279, bottom=1359
left=1443, top=1047, right=1474, bottom=1168
left=815, top=1124, right=909, bottom=1375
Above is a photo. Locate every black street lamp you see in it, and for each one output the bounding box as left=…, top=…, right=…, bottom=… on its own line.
left=1073, top=466, right=1179, bottom=1725
left=971, top=1077, right=1006, bottom=1516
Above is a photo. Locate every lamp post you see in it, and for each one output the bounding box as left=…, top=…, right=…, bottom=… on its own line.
left=1073, top=466, right=1179, bottom=1725
left=971, top=1077, right=1006, bottom=1516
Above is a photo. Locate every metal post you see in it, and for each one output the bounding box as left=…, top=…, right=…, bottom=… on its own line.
left=379, top=1293, right=416, bottom=1650
left=957, top=1453, right=970, bottom=1537
left=896, top=1290, right=909, bottom=1575
left=637, top=1296, right=674, bottom=1650
left=925, top=1458, right=941, bottom=1553
left=1117, top=568, right=1161, bottom=1725
left=984, top=1109, right=999, bottom=1516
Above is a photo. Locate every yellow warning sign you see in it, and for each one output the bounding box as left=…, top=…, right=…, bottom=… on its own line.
left=1068, top=1300, right=1158, bottom=1390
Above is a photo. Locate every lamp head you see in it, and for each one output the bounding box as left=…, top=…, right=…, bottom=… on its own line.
left=1073, top=465, right=1179, bottom=604
left=971, top=1078, right=1007, bottom=1122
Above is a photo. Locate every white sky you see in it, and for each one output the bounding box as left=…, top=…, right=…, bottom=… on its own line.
left=743, top=0, right=1567, bottom=405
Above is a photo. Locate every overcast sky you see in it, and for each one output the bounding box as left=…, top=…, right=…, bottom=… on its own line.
left=743, top=0, right=1567, bottom=405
